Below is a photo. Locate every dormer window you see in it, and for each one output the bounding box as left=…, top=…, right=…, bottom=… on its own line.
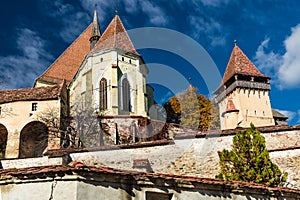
left=32, top=103, right=37, bottom=111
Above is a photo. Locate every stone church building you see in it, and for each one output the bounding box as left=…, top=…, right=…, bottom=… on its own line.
left=0, top=9, right=159, bottom=159
left=0, top=9, right=298, bottom=200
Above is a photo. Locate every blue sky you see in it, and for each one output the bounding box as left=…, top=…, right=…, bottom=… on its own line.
left=1, top=0, right=300, bottom=125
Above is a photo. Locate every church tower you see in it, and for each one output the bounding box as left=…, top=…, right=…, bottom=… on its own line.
left=214, top=44, right=275, bottom=130
left=69, top=13, right=149, bottom=117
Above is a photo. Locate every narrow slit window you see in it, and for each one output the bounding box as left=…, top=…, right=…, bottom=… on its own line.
left=99, top=78, right=107, bottom=111
left=122, top=78, right=131, bottom=112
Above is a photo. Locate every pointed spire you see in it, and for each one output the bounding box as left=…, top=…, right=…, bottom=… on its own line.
left=92, top=15, right=138, bottom=54
left=222, top=45, right=269, bottom=84
left=90, top=5, right=101, bottom=50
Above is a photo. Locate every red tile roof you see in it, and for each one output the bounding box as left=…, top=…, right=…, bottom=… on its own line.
left=92, top=15, right=138, bottom=54
left=1, top=164, right=299, bottom=196
left=222, top=45, right=269, bottom=84
left=36, top=24, right=93, bottom=84
left=0, top=84, right=62, bottom=104
left=225, top=98, right=238, bottom=112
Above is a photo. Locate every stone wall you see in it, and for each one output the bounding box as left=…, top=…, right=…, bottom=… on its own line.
left=70, top=126, right=300, bottom=188
left=0, top=156, right=66, bottom=169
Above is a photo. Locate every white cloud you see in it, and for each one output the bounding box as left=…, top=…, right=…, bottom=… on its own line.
left=197, top=0, right=230, bottom=7
left=278, top=24, right=300, bottom=88
left=79, top=0, right=111, bottom=24
left=188, top=15, right=226, bottom=46
left=48, top=0, right=73, bottom=17
left=254, top=24, right=300, bottom=89
left=0, top=29, right=53, bottom=89
left=80, top=0, right=168, bottom=26
left=274, top=109, right=296, bottom=123
left=254, top=37, right=283, bottom=78
left=175, top=0, right=230, bottom=7
left=123, top=0, right=139, bottom=14
left=139, top=0, right=168, bottom=25
left=297, top=110, right=300, bottom=123
left=58, top=12, right=90, bottom=43
left=43, top=0, right=90, bottom=43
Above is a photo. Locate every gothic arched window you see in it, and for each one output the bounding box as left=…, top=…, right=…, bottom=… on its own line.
left=99, top=78, right=107, bottom=111
left=122, top=78, right=131, bottom=112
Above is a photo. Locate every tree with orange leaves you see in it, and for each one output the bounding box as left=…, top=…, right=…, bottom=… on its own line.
left=163, top=86, right=212, bottom=130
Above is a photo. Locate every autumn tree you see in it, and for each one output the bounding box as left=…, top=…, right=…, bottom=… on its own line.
left=209, top=103, right=220, bottom=130
left=163, top=86, right=212, bottom=130
left=216, top=124, right=288, bottom=187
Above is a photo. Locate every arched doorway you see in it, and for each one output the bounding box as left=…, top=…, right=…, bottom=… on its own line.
left=19, top=121, right=48, bottom=158
left=0, top=124, right=8, bottom=159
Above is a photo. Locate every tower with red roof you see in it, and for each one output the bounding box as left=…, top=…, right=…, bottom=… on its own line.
left=214, top=44, right=275, bottom=130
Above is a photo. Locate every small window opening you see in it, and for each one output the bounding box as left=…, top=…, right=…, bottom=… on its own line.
left=100, top=57, right=103, bottom=62
left=122, top=57, right=124, bottom=62
left=32, top=103, right=38, bottom=111
left=129, top=59, right=132, bottom=64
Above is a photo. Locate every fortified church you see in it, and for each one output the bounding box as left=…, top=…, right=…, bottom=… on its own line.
left=0, top=9, right=299, bottom=200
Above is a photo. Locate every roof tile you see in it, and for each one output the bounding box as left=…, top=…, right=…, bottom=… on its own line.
left=1, top=164, right=300, bottom=195
left=0, top=84, right=62, bottom=104
left=36, top=24, right=93, bottom=84
left=225, top=98, right=238, bottom=112
left=222, top=46, right=268, bottom=84
left=92, top=15, right=138, bottom=54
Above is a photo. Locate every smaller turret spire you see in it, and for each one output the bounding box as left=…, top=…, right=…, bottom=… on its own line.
left=90, top=5, right=101, bottom=50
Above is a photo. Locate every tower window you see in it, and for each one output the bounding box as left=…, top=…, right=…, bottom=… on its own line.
left=254, top=110, right=257, bottom=115
left=100, top=57, right=103, bottom=62
left=129, top=59, right=132, bottom=64
left=122, top=78, right=131, bottom=112
left=32, top=103, right=37, bottom=111
left=122, top=57, right=125, bottom=62
left=0, top=106, right=1, bottom=115
left=99, top=78, right=107, bottom=111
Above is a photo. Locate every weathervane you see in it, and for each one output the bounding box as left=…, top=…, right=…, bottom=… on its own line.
left=115, top=0, right=119, bottom=15
left=234, top=40, right=237, bottom=46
